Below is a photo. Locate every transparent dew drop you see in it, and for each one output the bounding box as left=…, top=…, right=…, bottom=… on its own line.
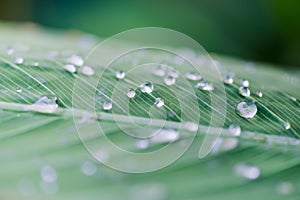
left=40, top=181, right=58, bottom=195
left=223, top=73, right=234, bottom=84
left=240, top=79, right=250, bottom=87
left=212, top=138, right=239, bottom=154
left=40, top=165, right=57, bottom=183
left=234, top=163, right=260, bottom=180
left=16, top=87, right=22, bottom=93
left=239, top=86, right=250, bottom=97
left=66, top=54, right=84, bottom=66
left=14, top=57, right=24, bottom=64
left=228, top=124, right=241, bottom=136
left=163, top=75, right=176, bottom=86
left=256, top=91, right=263, bottom=97
left=154, top=98, right=165, bottom=108
left=195, top=81, right=214, bottom=91
left=283, top=122, right=291, bottom=130
left=63, top=64, right=77, bottom=73
left=115, top=70, right=126, bottom=79
left=167, top=68, right=179, bottom=78
left=33, top=62, right=39, bottom=67
left=126, top=88, right=136, bottom=98
left=150, top=129, right=179, bottom=144
left=183, top=121, right=199, bottom=132
left=81, top=161, right=97, bottom=176
left=135, top=139, right=149, bottom=149
left=236, top=101, right=257, bottom=119
left=79, top=65, right=94, bottom=76
left=6, top=48, right=14, bottom=55
left=140, top=81, right=154, bottom=94
left=276, top=181, right=294, bottom=195
left=33, top=96, right=59, bottom=113
left=152, top=66, right=166, bottom=77
left=102, top=101, right=112, bottom=111
left=185, top=72, right=202, bottom=81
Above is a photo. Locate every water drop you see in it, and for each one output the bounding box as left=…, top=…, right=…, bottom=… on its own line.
left=154, top=98, right=164, bottom=108
left=152, top=66, right=166, bottom=77
left=185, top=72, right=202, bottom=81
left=223, top=73, right=234, bottom=84
left=212, top=138, right=239, bottom=154
left=102, top=101, right=112, bottom=110
left=40, top=165, right=57, bottom=183
left=276, top=182, right=294, bottom=195
left=256, top=91, right=263, bottom=97
left=150, top=129, right=179, bottom=144
left=33, top=96, right=59, bottom=113
left=283, top=122, right=291, bottom=130
left=239, top=86, right=250, bottom=97
left=79, top=65, right=94, bottom=76
left=236, top=101, right=257, bottom=119
left=81, top=161, right=97, bottom=176
left=163, top=75, right=176, bottom=86
left=126, top=88, right=136, bottom=98
left=167, top=68, right=179, bottom=78
left=40, top=181, right=58, bottom=195
left=115, top=70, right=126, bottom=79
left=14, top=57, right=24, bottom=64
left=195, top=81, right=214, bottom=91
left=240, top=79, right=250, bottom=87
left=140, top=81, right=154, bottom=94
left=234, top=163, right=260, bottom=180
left=135, top=139, right=149, bottom=149
left=16, top=87, right=22, bottom=93
left=95, top=150, right=110, bottom=163
left=63, top=64, right=77, bottom=73
left=183, top=121, right=199, bottom=132
left=66, top=54, right=84, bottom=66
left=6, top=48, right=14, bottom=55
left=228, top=124, right=241, bottom=136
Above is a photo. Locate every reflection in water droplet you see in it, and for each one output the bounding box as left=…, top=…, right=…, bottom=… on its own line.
left=40, top=165, right=57, bottom=183
left=126, top=88, right=136, bottom=98
left=185, top=72, right=202, bottom=81
left=195, top=81, right=214, bottom=91
left=234, top=163, right=260, bottom=180
left=236, top=101, right=257, bottom=119
left=228, top=124, right=241, bottom=136
left=14, top=57, right=24, bottom=64
left=67, top=54, right=84, bottom=66
left=150, top=129, right=179, bottom=144
left=116, top=70, right=126, bottom=79
left=63, top=64, right=77, bottom=73
left=154, top=98, right=164, bottom=108
left=164, top=75, right=176, bottom=86
left=80, top=66, right=94, bottom=76
left=276, top=181, right=294, bottom=195
left=81, top=161, right=97, bottom=176
left=102, top=101, right=112, bottom=111
left=140, top=82, right=154, bottom=94
left=239, top=86, right=250, bottom=97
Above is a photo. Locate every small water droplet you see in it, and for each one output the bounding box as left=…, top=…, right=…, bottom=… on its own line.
left=239, top=86, right=251, bottom=97
left=228, top=124, right=241, bottom=136
left=236, top=101, right=257, bottom=119
left=240, top=79, right=250, bottom=87
left=135, top=139, right=149, bottom=149
left=102, top=101, right=112, bottom=110
left=195, top=81, right=214, bottom=91
left=63, top=64, right=77, bottom=73
left=16, top=87, right=22, bottom=93
left=6, top=48, right=14, bottom=55
left=79, top=65, right=94, bottom=76
left=33, top=62, right=39, bottom=66
left=234, top=163, right=260, bottom=180
left=212, top=138, right=239, bottom=154
left=185, top=72, right=202, bottom=81
left=167, top=68, right=179, bottom=78
left=183, top=122, right=198, bottom=132
left=40, top=181, right=58, bottom=195
left=33, top=96, right=58, bottom=113
left=152, top=66, right=166, bottom=77
left=95, top=150, right=110, bottom=163
left=66, top=54, right=84, bottom=66
left=256, top=91, right=263, bottom=97
left=14, top=57, right=24, bottom=64
left=223, top=73, right=234, bottom=84
left=81, top=161, right=97, bottom=176
left=140, top=81, right=154, bottom=94
left=126, top=88, right=136, bottom=98
left=276, top=181, right=294, bottom=195
left=115, top=70, right=126, bottom=79
left=283, top=122, right=291, bottom=130
left=154, top=98, right=164, bottom=108
left=150, top=129, right=179, bottom=144
left=40, top=165, right=57, bottom=183
left=163, top=75, right=176, bottom=86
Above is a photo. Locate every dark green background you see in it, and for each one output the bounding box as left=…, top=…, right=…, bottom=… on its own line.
left=1, top=0, right=299, bottom=66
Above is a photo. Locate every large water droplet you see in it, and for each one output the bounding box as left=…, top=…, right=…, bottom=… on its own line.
left=195, top=81, right=214, bottom=91
left=81, top=161, right=97, bottom=176
left=40, top=165, right=57, bottom=183
left=115, top=70, right=126, bottom=79
left=150, top=129, right=179, bottom=144
left=163, top=75, right=176, bottom=86
left=234, top=163, right=260, bottom=180
left=14, top=57, right=24, bottom=64
left=63, top=64, right=77, bottom=73
left=67, top=54, right=84, bottom=66
left=228, top=124, right=241, bottom=136
left=140, top=81, right=154, bottom=94
left=239, top=86, right=250, bottom=97
left=236, top=101, right=257, bottom=119
left=154, top=98, right=164, bottom=108
left=102, top=101, right=112, bottom=110
left=185, top=72, right=202, bottom=81
left=79, top=66, right=94, bottom=76
left=126, top=88, right=136, bottom=98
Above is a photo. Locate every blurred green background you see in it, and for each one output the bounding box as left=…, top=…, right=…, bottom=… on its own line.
left=1, top=0, right=299, bottom=66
